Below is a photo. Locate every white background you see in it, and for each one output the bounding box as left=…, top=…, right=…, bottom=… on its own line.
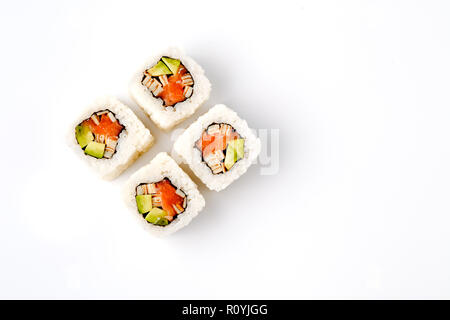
left=1, top=0, right=449, bottom=299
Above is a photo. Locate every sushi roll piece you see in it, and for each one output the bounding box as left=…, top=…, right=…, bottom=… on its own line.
left=68, top=96, right=154, bottom=180
left=129, top=47, right=211, bottom=131
left=123, top=152, right=205, bottom=236
left=172, top=104, right=261, bottom=192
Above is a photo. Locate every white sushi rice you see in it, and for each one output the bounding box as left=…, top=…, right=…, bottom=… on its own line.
left=67, top=96, right=154, bottom=180
left=172, top=104, right=261, bottom=192
left=129, top=47, right=211, bottom=131
left=122, top=152, right=205, bottom=236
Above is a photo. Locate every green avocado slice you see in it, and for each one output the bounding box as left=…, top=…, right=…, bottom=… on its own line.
left=75, top=125, right=94, bottom=148
left=145, top=207, right=169, bottom=226
left=135, top=194, right=152, bottom=214
left=229, top=139, right=245, bottom=160
left=224, top=139, right=245, bottom=170
left=84, top=141, right=105, bottom=159
left=147, top=60, right=172, bottom=76
left=161, top=57, right=180, bottom=74
left=224, top=145, right=236, bottom=170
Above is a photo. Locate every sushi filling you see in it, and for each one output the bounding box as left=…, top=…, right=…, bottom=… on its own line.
left=135, top=178, right=187, bottom=226
left=195, top=123, right=245, bottom=174
left=141, top=56, right=194, bottom=108
left=75, top=110, right=125, bottom=159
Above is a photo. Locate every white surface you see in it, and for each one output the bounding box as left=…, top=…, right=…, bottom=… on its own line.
left=1, top=0, right=450, bottom=299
